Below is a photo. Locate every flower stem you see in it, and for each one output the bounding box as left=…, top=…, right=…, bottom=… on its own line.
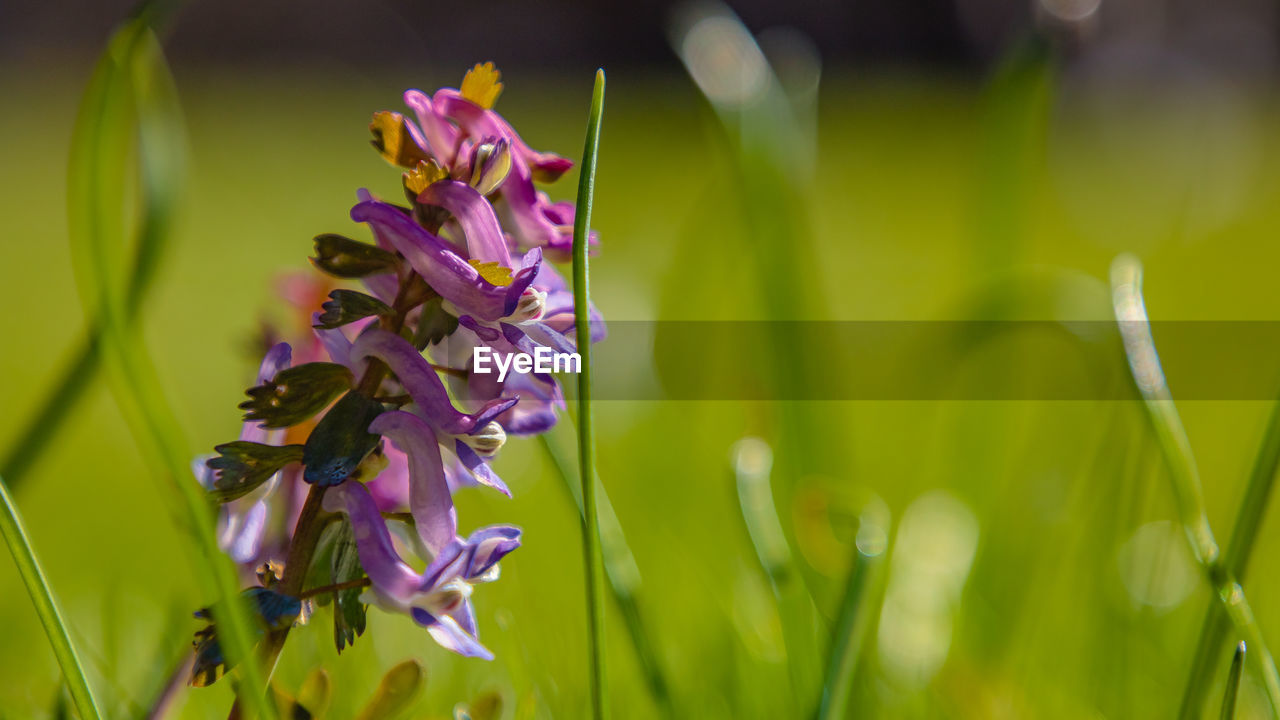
left=0, top=475, right=103, bottom=720
left=299, top=576, right=372, bottom=600
left=1112, top=254, right=1280, bottom=717
left=573, top=68, right=607, bottom=720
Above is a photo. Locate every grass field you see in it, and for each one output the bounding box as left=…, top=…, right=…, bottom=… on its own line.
left=3, top=48, right=1280, bottom=717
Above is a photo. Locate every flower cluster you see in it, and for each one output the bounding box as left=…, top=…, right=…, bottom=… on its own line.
left=190, top=63, right=601, bottom=683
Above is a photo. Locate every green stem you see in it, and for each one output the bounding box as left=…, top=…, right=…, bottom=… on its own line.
left=1112, top=254, right=1280, bottom=717
left=573, top=68, right=607, bottom=720
left=0, top=476, right=103, bottom=720
left=539, top=433, right=672, bottom=715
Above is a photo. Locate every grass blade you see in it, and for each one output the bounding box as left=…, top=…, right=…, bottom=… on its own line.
left=65, top=15, right=275, bottom=719
left=539, top=431, right=672, bottom=714
left=1222, top=641, right=1246, bottom=720
left=817, top=499, right=889, bottom=720
left=1111, top=254, right=1280, bottom=717
left=1180, top=398, right=1280, bottom=719
left=0, top=476, right=103, bottom=720
left=572, top=68, right=607, bottom=720
left=732, top=437, right=822, bottom=707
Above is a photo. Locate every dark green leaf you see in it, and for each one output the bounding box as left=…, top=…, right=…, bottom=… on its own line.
left=304, top=521, right=343, bottom=608
left=331, top=519, right=368, bottom=653
left=206, top=442, right=304, bottom=502
left=311, top=234, right=399, bottom=278
left=302, top=392, right=385, bottom=486
left=240, top=362, right=353, bottom=429
left=355, top=660, right=423, bottom=720
left=315, top=290, right=394, bottom=330
left=412, top=296, right=459, bottom=350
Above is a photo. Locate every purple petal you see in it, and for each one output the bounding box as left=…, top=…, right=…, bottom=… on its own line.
left=226, top=500, right=268, bottom=564
left=369, top=411, right=456, bottom=556
left=352, top=197, right=511, bottom=321
left=314, top=322, right=356, bottom=371
left=403, top=90, right=460, bottom=166
left=453, top=439, right=511, bottom=496
left=417, top=180, right=512, bottom=266
left=463, top=525, right=522, bottom=579
left=258, top=343, right=293, bottom=385
left=410, top=607, right=493, bottom=660
left=322, top=482, right=421, bottom=603
left=518, top=321, right=578, bottom=356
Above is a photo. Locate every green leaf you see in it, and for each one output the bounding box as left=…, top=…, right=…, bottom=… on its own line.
left=304, top=521, right=342, bottom=608
left=412, top=296, right=459, bottom=350
left=331, top=518, right=368, bottom=653
left=0, top=476, right=103, bottom=720
left=206, top=442, right=304, bottom=502
left=311, top=234, right=399, bottom=278
left=356, top=660, right=424, bottom=720
left=302, top=392, right=385, bottom=486
left=240, top=362, right=353, bottom=429
left=315, top=290, right=394, bottom=330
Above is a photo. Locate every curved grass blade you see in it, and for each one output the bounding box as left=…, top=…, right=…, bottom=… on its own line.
left=1222, top=641, right=1246, bottom=720
left=572, top=67, right=608, bottom=720
left=732, top=437, right=821, bottom=707
left=1, top=3, right=189, bottom=490
left=65, top=16, right=275, bottom=719
left=1181, top=396, right=1280, bottom=719
left=1111, top=254, right=1280, bottom=717
left=817, top=499, right=889, bottom=720
left=0, top=476, right=103, bottom=720
left=539, top=431, right=672, bottom=715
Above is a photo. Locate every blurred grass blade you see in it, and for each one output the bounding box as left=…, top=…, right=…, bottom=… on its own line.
left=669, top=3, right=841, bottom=623
left=817, top=499, right=889, bottom=720
left=1222, top=641, right=1246, bottom=720
left=65, top=14, right=275, bottom=719
left=1111, top=254, right=1280, bottom=717
left=0, top=3, right=186, bottom=492
left=1181, top=397, right=1280, bottom=719
left=539, top=431, right=672, bottom=714
left=573, top=67, right=608, bottom=720
left=972, top=35, right=1054, bottom=271
left=732, top=437, right=821, bottom=706
left=0, top=476, right=103, bottom=720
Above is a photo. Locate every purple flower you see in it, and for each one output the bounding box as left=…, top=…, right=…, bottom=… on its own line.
left=352, top=194, right=542, bottom=323
left=351, top=328, right=514, bottom=493
left=323, top=480, right=520, bottom=659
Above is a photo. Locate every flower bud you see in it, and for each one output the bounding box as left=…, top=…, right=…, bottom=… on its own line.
left=468, top=139, right=512, bottom=195
left=459, top=421, right=507, bottom=458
